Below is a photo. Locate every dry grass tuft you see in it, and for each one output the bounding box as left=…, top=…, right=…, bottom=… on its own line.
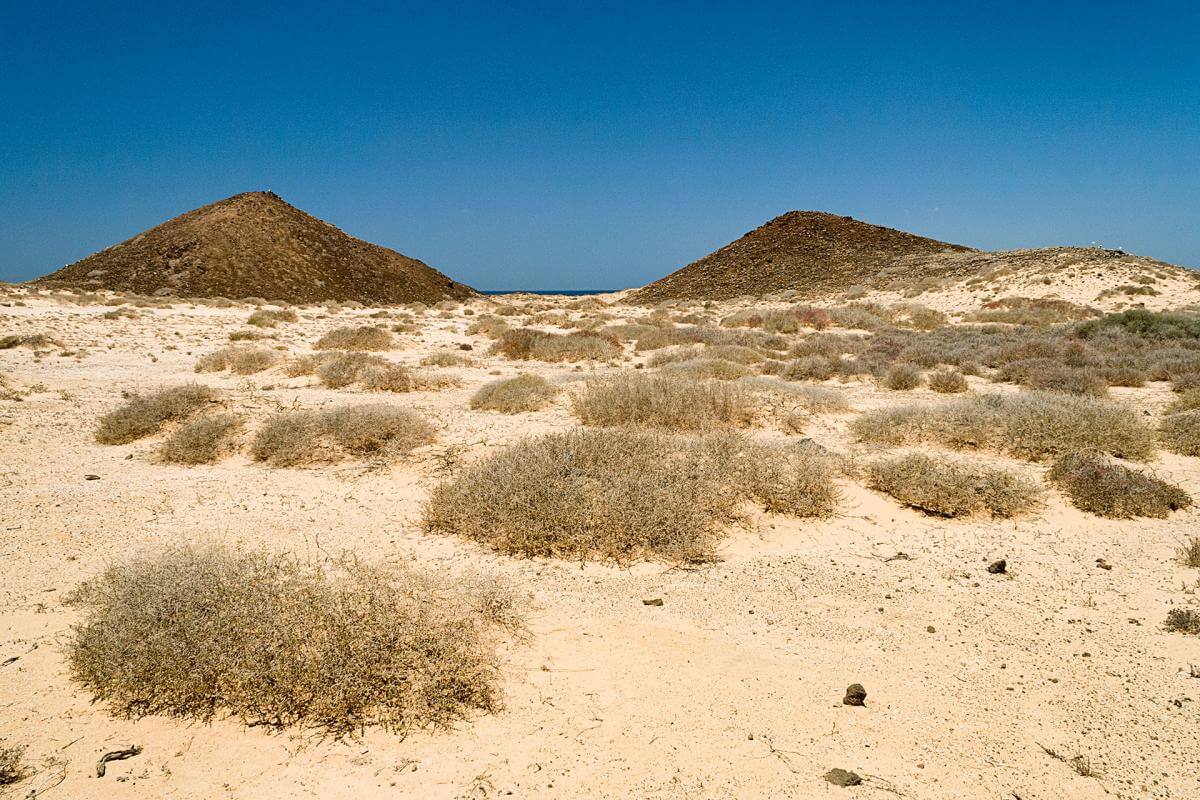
left=928, top=368, right=968, bottom=393
left=195, top=347, right=281, bottom=375
left=491, top=329, right=621, bottom=362
left=850, top=392, right=1156, bottom=462
left=470, top=374, right=559, bottom=413
left=1160, top=410, right=1200, bottom=456
left=573, top=373, right=754, bottom=431
left=159, top=413, right=244, bottom=464
left=250, top=404, right=435, bottom=467
left=96, top=385, right=218, bottom=444
left=314, top=326, right=396, bottom=351
left=1048, top=451, right=1191, bottom=518
left=424, top=428, right=836, bottom=562
left=65, top=547, right=518, bottom=736
left=867, top=453, right=1042, bottom=518
left=247, top=309, right=298, bottom=327
left=1178, top=537, right=1200, bottom=568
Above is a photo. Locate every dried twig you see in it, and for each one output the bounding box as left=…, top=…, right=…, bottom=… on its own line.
left=96, top=745, right=141, bottom=777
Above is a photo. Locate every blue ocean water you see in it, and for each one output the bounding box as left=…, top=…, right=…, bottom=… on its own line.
left=480, top=289, right=617, bottom=296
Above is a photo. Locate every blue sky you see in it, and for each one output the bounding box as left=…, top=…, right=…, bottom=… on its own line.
left=1, top=1, right=1197, bottom=289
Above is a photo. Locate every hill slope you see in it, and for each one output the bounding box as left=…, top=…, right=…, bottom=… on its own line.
left=628, top=211, right=975, bottom=303
left=36, top=191, right=475, bottom=304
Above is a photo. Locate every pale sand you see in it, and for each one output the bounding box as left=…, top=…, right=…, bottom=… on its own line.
left=2, top=284, right=1199, bottom=799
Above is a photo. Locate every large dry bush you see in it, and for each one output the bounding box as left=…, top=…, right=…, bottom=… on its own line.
left=881, top=363, right=922, bottom=390
left=317, top=353, right=413, bottom=392
left=661, top=357, right=756, bottom=381
left=251, top=404, right=435, bottom=467
left=1160, top=410, right=1200, bottom=456
left=470, top=374, right=559, bottom=413
left=928, top=368, right=968, bottom=393
left=424, top=429, right=836, bottom=562
left=490, top=328, right=621, bottom=362
left=1048, top=451, right=1191, bottom=518
left=850, top=392, right=1156, bottom=462
left=195, top=346, right=281, bottom=375
left=866, top=453, right=1042, bottom=518
left=66, top=547, right=518, bottom=736
left=159, top=413, right=243, bottom=464
left=315, top=326, right=396, bottom=351
left=573, top=373, right=754, bottom=431
left=96, top=385, right=218, bottom=445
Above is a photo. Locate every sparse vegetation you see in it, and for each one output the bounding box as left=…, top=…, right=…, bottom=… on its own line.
left=65, top=547, right=518, bottom=736
left=247, top=308, right=298, bottom=327
left=867, top=453, right=1042, bottom=517
left=250, top=404, right=435, bottom=466
left=317, top=353, right=413, bottom=392
left=881, top=363, right=922, bottom=390
left=96, top=385, right=218, bottom=445
left=1048, top=451, right=1191, bottom=518
left=1177, top=536, right=1200, bottom=568
left=661, top=357, right=756, bottom=381
left=1164, top=608, right=1200, bottom=636
left=470, top=374, right=559, bottom=413
left=160, top=413, right=244, bottom=464
left=850, top=392, right=1156, bottom=461
left=0, top=743, right=27, bottom=786
left=424, top=428, right=835, bottom=562
left=314, top=326, right=396, bottom=351
left=573, top=373, right=754, bottom=430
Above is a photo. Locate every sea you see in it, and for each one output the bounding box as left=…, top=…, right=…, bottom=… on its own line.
left=480, top=289, right=617, bottom=296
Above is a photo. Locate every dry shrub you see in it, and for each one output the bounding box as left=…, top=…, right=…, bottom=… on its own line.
left=228, top=329, right=274, bottom=341
left=318, top=353, right=413, bottom=392
left=422, top=351, right=477, bottom=367
left=160, top=413, right=243, bottom=464
left=465, top=315, right=510, bottom=338
left=971, top=297, right=1098, bottom=325
left=0, top=332, right=58, bottom=350
left=424, top=429, right=836, bottom=562
left=777, top=355, right=837, bottom=382
left=705, top=344, right=766, bottom=364
left=250, top=404, right=435, bottom=467
left=247, top=309, right=298, bottom=327
left=96, top=385, right=218, bottom=444
left=928, top=369, right=968, bottom=393
left=850, top=392, right=1155, bottom=462
left=1165, top=389, right=1200, bottom=415
left=662, top=358, right=755, bottom=381
left=470, top=374, right=559, bottom=413
left=1077, top=309, right=1200, bottom=341
left=195, top=347, right=281, bottom=375
left=65, top=547, right=517, bottom=736
left=881, top=363, right=922, bottom=390
left=573, top=373, right=754, bottom=431
left=1048, top=451, right=1191, bottom=518
left=284, top=352, right=335, bottom=377
left=0, top=743, right=27, bottom=786
left=315, top=326, right=395, bottom=351
left=1164, top=608, right=1200, bottom=635
left=1160, top=411, right=1200, bottom=456
left=491, top=328, right=621, bottom=362
left=1024, top=365, right=1108, bottom=397
left=1178, top=536, right=1200, bottom=568
left=867, top=453, right=1042, bottom=518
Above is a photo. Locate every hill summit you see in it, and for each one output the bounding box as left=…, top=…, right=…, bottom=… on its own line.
left=37, top=191, right=475, bottom=304
left=628, top=211, right=975, bottom=303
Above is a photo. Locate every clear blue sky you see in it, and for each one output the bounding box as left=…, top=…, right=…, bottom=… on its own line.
left=1, top=1, right=1197, bottom=289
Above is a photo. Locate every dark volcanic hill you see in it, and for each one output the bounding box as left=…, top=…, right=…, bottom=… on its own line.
left=628, top=211, right=976, bottom=303
left=36, top=191, right=475, bottom=304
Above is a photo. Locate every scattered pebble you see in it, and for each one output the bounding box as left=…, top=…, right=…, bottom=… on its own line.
left=843, top=683, right=867, bottom=706
left=825, top=768, right=862, bottom=787
left=987, top=559, right=1007, bottom=574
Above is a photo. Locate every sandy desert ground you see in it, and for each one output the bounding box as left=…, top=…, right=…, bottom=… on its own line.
left=2, top=281, right=1200, bottom=800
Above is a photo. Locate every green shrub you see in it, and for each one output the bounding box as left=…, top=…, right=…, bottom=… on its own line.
left=470, top=374, right=559, bottom=413
left=866, top=453, right=1042, bottom=518
left=1048, top=451, right=1191, bottom=518
left=1077, top=309, right=1200, bottom=341
left=66, top=547, right=518, bottom=736
left=96, top=385, right=218, bottom=444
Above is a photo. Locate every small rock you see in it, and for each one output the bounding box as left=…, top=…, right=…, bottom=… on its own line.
left=987, top=559, right=1007, bottom=574
left=926, top=625, right=936, bottom=633
left=843, top=683, right=867, bottom=706
left=825, top=768, right=862, bottom=787
left=642, top=598, right=663, bottom=607
left=1096, top=558, right=1112, bottom=571
left=84, top=474, right=101, bottom=481
left=458, top=343, right=473, bottom=351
